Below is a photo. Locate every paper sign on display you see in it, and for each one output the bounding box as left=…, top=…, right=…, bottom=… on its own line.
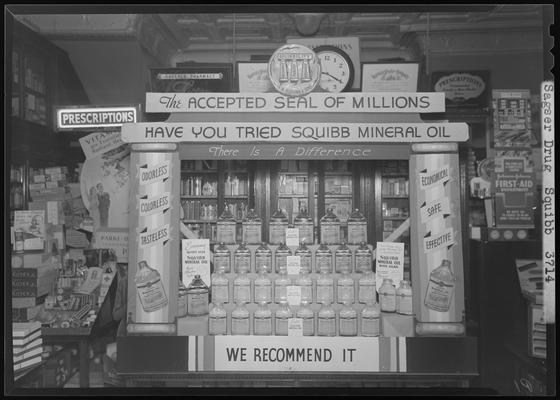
left=182, top=239, right=211, bottom=287
left=420, top=197, right=451, bottom=223
left=93, top=229, right=129, bottom=263
left=76, top=267, right=104, bottom=294
left=285, top=228, right=300, bottom=247
left=287, top=256, right=301, bottom=275
left=214, top=336, right=380, bottom=372
left=287, top=286, right=302, bottom=306
left=79, top=130, right=126, bottom=159
left=375, top=242, right=404, bottom=291
left=288, top=318, right=304, bottom=337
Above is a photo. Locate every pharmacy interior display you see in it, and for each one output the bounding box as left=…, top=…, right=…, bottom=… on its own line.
left=117, top=44, right=476, bottom=379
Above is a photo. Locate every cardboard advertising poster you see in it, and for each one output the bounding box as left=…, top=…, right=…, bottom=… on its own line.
left=182, top=239, right=211, bottom=287
left=80, top=131, right=131, bottom=231
left=14, top=210, right=45, bottom=250
left=127, top=147, right=180, bottom=331
left=492, top=156, right=535, bottom=228
left=431, top=70, right=490, bottom=109
left=409, top=149, right=465, bottom=330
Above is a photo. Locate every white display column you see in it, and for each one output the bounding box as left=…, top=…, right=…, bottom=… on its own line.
left=409, top=143, right=465, bottom=336
left=126, top=143, right=180, bottom=334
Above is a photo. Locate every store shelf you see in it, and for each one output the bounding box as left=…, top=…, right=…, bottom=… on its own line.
left=181, top=170, right=218, bottom=174
left=181, top=195, right=218, bottom=199
left=382, top=196, right=409, bottom=199
left=277, top=194, right=308, bottom=198
left=182, top=219, right=217, bottom=223
left=325, top=193, right=353, bottom=198
left=223, top=195, right=248, bottom=199
left=383, top=216, right=409, bottom=220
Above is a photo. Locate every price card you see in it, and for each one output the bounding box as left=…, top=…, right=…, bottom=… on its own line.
left=288, top=318, right=304, bottom=336
left=285, top=228, right=300, bottom=247
left=286, top=286, right=302, bottom=306
left=287, top=256, right=301, bottom=275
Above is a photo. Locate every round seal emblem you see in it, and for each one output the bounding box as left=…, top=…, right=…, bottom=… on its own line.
left=268, top=44, right=321, bottom=96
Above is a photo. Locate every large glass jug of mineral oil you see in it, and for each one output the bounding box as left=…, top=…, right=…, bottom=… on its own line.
left=335, top=242, right=353, bottom=274
left=315, top=243, right=333, bottom=273
left=274, top=241, right=292, bottom=274
left=320, top=208, right=340, bottom=245
left=354, top=241, right=373, bottom=273
left=254, top=242, right=273, bottom=273
left=295, top=241, right=312, bottom=273
left=186, top=274, right=209, bottom=316
left=242, top=208, right=262, bottom=244
left=234, top=242, right=251, bottom=273
left=216, top=204, right=236, bottom=244
left=347, top=208, right=368, bottom=244
left=269, top=209, right=289, bottom=244
left=213, top=242, right=231, bottom=273
left=294, top=208, right=314, bottom=244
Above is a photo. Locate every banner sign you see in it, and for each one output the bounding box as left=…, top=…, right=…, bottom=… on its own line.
left=493, top=156, right=536, bottom=227
left=145, top=92, right=445, bottom=113
left=56, top=106, right=137, bottom=130
left=214, top=336, right=380, bottom=372
left=122, top=122, right=468, bottom=144
left=179, top=143, right=411, bottom=160
left=182, top=239, right=211, bottom=287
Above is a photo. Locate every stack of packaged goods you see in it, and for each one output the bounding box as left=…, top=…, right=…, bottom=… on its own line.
left=13, top=321, right=44, bottom=380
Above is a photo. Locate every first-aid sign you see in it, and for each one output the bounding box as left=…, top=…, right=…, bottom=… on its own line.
left=214, top=336, right=380, bottom=372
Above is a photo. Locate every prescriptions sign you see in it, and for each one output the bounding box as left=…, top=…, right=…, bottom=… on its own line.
left=56, top=106, right=137, bottom=130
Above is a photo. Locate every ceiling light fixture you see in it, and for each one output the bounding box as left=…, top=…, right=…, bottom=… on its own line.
left=289, top=13, right=327, bottom=37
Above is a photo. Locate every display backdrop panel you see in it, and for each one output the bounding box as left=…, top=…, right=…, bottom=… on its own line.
left=127, top=147, right=180, bottom=329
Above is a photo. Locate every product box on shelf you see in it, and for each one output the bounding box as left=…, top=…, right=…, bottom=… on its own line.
left=12, top=304, right=43, bottom=322
left=528, top=303, right=546, bottom=359
left=12, top=265, right=58, bottom=299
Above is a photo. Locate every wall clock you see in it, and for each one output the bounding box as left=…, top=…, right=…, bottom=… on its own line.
left=314, top=45, right=354, bottom=93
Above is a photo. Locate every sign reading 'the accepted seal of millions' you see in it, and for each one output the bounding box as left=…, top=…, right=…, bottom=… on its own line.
left=268, top=44, right=321, bottom=97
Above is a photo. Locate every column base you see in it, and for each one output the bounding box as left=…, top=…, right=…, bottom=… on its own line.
left=415, top=322, right=465, bottom=336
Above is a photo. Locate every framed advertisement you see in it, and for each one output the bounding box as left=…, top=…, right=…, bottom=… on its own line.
left=431, top=70, right=490, bottom=109
left=150, top=63, right=234, bottom=93
left=361, top=62, right=419, bottom=93
left=236, top=62, right=273, bottom=93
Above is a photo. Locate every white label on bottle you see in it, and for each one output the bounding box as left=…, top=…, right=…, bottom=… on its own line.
left=317, top=283, right=334, bottom=304
left=287, top=256, right=301, bottom=275
left=288, top=318, right=303, bottom=336
left=254, top=316, right=272, bottom=335
left=255, top=255, right=272, bottom=271
left=231, top=316, right=249, bottom=335
left=355, top=255, right=372, bottom=273
left=316, top=256, right=332, bottom=273
left=287, top=286, right=302, bottom=306
left=275, top=284, right=288, bottom=303
left=359, top=283, right=376, bottom=304
left=285, top=228, right=300, bottom=247
left=397, top=293, right=413, bottom=315
left=276, top=317, right=289, bottom=335
left=276, top=255, right=288, bottom=273
left=214, top=255, right=230, bottom=273
left=317, top=316, right=336, bottom=336
left=361, top=316, right=380, bottom=336
left=212, top=285, right=229, bottom=304
left=380, top=292, right=396, bottom=312
left=254, top=284, right=272, bottom=303
left=234, top=284, right=251, bottom=303
left=337, top=284, right=355, bottom=304
left=339, top=316, right=357, bottom=336
left=209, top=316, right=227, bottom=335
